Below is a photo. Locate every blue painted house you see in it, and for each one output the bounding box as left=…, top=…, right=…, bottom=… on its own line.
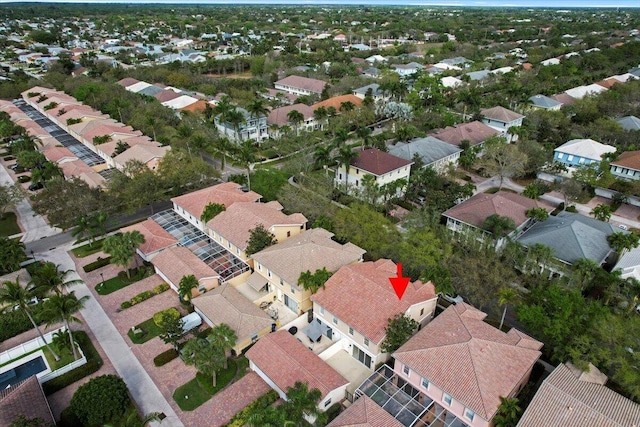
left=553, top=138, right=616, bottom=168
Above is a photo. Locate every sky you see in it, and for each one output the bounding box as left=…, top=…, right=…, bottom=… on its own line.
left=5, top=0, right=640, bottom=7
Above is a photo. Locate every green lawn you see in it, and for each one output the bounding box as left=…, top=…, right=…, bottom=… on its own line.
left=0, top=212, right=21, bottom=237
left=71, top=239, right=104, bottom=258
left=173, top=359, right=237, bottom=411
left=95, top=266, right=152, bottom=295
left=127, top=317, right=162, bottom=344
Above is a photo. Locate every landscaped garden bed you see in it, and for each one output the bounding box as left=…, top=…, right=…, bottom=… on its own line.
left=0, top=212, right=21, bottom=237
left=82, top=256, right=111, bottom=273
left=95, top=265, right=154, bottom=295
left=72, top=239, right=105, bottom=258
left=173, top=359, right=238, bottom=411
left=120, top=283, right=170, bottom=309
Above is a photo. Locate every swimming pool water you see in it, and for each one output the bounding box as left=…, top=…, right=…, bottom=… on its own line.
left=0, top=356, right=47, bottom=389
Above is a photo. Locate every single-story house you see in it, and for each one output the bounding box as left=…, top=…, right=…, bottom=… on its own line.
left=246, top=330, right=349, bottom=411
left=429, top=121, right=499, bottom=148
left=616, top=115, right=640, bottom=131
left=529, top=94, right=562, bottom=110
left=151, top=246, right=220, bottom=296
left=610, top=151, right=640, bottom=181
left=120, top=219, right=178, bottom=261
left=191, top=283, right=276, bottom=353
left=553, top=138, right=616, bottom=168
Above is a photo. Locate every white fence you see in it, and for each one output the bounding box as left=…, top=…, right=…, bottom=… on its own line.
left=0, top=327, right=87, bottom=383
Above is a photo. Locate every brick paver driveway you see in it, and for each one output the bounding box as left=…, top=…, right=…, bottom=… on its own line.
left=72, top=251, right=268, bottom=426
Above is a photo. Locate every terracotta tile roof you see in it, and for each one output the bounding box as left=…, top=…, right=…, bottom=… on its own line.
left=192, top=283, right=274, bottom=346
left=611, top=151, right=640, bottom=171
left=154, top=90, right=182, bottom=103
left=595, top=78, right=620, bottom=89
left=117, top=77, right=140, bottom=88
left=551, top=93, right=576, bottom=106
left=82, top=124, right=140, bottom=142
left=517, top=363, right=640, bottom=427
left=275, top=75, right=327, bottom=94
left=246, top=330, right=348, bottom=400
left=350, top=148, right=413, bottom=176
left=267, top=103, right=315, bottom=126
left=327, top=395, right=404, bottom=427
left=207, top=201, right=308, bottom=250
left=171, top=182, right=261, bottom=219
left=480, top=106, right=524, bottom=123
left=178, top=99, right=208, bottom=113
left=151, top=246, right=218, bottom=285
left=69, top=117, right=120, bottom=136
left=394, top=303, right=542, bottom=421
left=113, top=144, right=169, bottom=166
left=251, top=228, right=365, bottom=286
left=44, top=146, right=77, bottom=163
left=312, top=94, right=363, bottom=112
left=443, top=191, right=554, bottom=230
left=312, top=259, right=437, bottom=344
left=430, top=121, right=499, bottom=146
left=0, top=376, right=55, bottom=426
left=121, top=219, right=177, bottom=255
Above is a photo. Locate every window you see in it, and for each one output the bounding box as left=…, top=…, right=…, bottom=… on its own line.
left=567, top=155, right=574, bottom=162
left=349, top=327, right=354, bottom=335
left=579, top=157, right=585, bottom=164
left=557, top=152, right=564, bottom=159
left=464, top=408, right=475, bottom=421
left=290, top=286, right=295, bottom=294
left=443, top=393, right=452, bottom=406
left=332, top=316, right=338, bottom=325
left=257, top=264, right=261, bottom=271
left=280, top=278, right=284, bottom=285
left=403, top=365, right=410, bottom=375
left=364, top=337, right=369, bottom=346
left=267, top=270, right=271, bottom=278
left=421, top=377, right=429, bottom=390
left=324, top=398, right=331, bottom=408
left=287, top=231, right=291, bottom=237
left=251, top=333, right=258, bottom=342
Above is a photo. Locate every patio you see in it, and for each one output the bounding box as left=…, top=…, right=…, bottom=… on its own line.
left=324, top=349, right=373, bottom=399
left=356, top=365, right=470, bottom=427
left=279, top=315, right=336, bottom=355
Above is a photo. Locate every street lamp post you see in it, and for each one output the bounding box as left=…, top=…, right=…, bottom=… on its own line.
left=100, top=273, right=105, bottom=290
left=30, top=250, right=36, bottom=261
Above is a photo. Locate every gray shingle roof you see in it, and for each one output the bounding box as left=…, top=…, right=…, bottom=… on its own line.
left=529, top=94, right=563, bottom=109
left=616, top=115, right=640, bottom=131
left=516, top=211, right=617, bottom=265
left=389, top=136, right=462, bottom=166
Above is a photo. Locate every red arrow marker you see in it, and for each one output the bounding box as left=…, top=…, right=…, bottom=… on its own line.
left=389, top=263, right=410, bottom=300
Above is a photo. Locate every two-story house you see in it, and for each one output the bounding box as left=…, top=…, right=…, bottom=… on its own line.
left=429, top=121, right=499, bottom=149
left=335, top=148, right=413, bottom=199
left=170, top=182, right=261, bottom=233
left=311, top=259, right=437, bottom=370
left=391, top=303, right=542, bottom=427
left=206, top=201, right=307, bottom=264
left=250, top=228, right=366, bottom=314
left=214, top=107, right=268, bottom=143
left=610, top=151, right=640, bottom=181
left=274, top=75, right=327, bottom=97
left=553, top=138, right=616, bottom=168
left=352, top=83, right=389, bottom=104
left=389, top=136, right=463, bottom=173
left=266, top=103, right=316, bottom=137
left=480, top=106, right=524, bottom=142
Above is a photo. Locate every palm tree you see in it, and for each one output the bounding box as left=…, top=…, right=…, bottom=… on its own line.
left=333, top=128, right=349, bottom=148
left=40, top=291, right=89, bottom=360
left=571, top=258, right=600, bottom=290
left=71, top=215, right=92, bottom=245
left=336, top=146, right=356, bottom=190
left=29, top=261, right=81, bottom=297
left=498, top=287, right=516, bottom=331
left=493, top=396, right=521, bottom=427
left=212, top=95, right=233, bottom=124
left=608, top=231, right=640, bottom=255
left=0, top=279, right=60, bottom=361
left=178, top=274, right=198, bottom=302
left=339, top=101, right=355, bottom=113
left=482, top=214, right=516, bottom=239
left=88, top=211, right=108, bottom=243
left=356, top=126, right=372, bottom=148
left=287, top=109, right=304, bottom=136
left=208, top=323, right=237, bottom=369
left=123, top=230, right=146, bottom=269
left=313, top=106, right=328, bottom=130
left=145, top=116, right=158, bottom=142
left=590, top=203, right=612, bottom=222
left=313, top=146, right=332, bottom=170
left=225, top=108, right=246, bottom=141
left=103, top=231, right=145, bottom=279
left=216, top=137, right=232, bottom=169
left=283, top=381, right=326, bottom=426
left=246, top=98, right=269, bottom=120
left=238, top=140, right=257, bottom=191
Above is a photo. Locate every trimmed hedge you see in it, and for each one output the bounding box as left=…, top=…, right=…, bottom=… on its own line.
left=0, top=305, right=46, bottom=341
left=223, top=390, right=279, bottom=427
left=153, top=348, right=178, bottom=367
left=153, top=307, right=179, bottom=326
left=17, top=175, right=31, bottom=183
left=42, top=330, right=103, bottom=395
left=120, top=283, right=170, bottom=310
left=82, top=256, right=112, bottom=272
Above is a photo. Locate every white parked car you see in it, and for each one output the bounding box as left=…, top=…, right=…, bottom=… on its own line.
left=439, top=293, right=464, bottom=304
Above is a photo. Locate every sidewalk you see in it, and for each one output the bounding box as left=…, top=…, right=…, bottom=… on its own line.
left=0, top=162, right=60, bottom=242
left=39, top=247, right=184, bottom=427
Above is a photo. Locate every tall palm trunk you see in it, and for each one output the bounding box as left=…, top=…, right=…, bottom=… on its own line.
left=65, top=320, right=78, bottom=360
left=26, top=309, right=60, bottom=361
left=212, top=370, right=217, bottom=387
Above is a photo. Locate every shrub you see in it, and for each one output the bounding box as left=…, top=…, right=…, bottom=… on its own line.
left=43, top=102, right=58, bottom=111
left=42, top=331, right=103, bottom=395
left=17, top=175, right=31, bottom=183
left=66, top=118, right=82, bottom=125
left=566, top=205, right=578, bottom=213
left=120, top=301, right=132, bottom=309
left=154, top=283, right=170, bottom=294
left=119, top=283, right=170, bottom=310
left=69, top=375, right=130, bottom=426
left=83, top=256, right=112, bottom=272
left=153, top=348, right=179, bottom=367
left=153, top=307, right=180, bottom=326
left=223, top=390, right=279, bottom=427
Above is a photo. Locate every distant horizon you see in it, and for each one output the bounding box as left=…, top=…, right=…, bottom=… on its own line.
left=3, top=0, right=640, bottom=8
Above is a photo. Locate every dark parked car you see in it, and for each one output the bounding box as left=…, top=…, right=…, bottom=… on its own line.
left=28, top=182, right=43, bottom=191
